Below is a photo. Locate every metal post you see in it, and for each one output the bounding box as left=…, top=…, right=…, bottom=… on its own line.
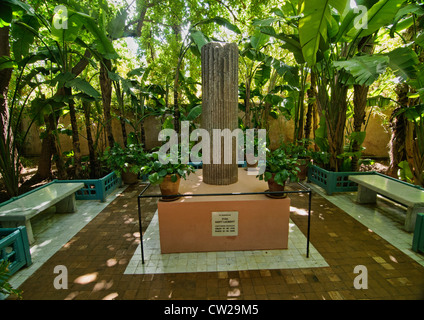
left=306, top=188, right=312, bottom=258
left=137, top=183, right=151, bottom=264
left=137, top=195, right=144, bottom=264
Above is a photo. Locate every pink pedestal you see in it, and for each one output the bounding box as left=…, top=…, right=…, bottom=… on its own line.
left=158, top=169, right=291, bottom=253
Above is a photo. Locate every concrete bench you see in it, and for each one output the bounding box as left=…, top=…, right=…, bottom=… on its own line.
left=349, top=175, right=424, bottom=232
left=0, top=182, right=84, bottom=244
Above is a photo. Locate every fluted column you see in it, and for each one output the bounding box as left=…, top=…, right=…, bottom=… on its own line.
left=201, top=42, right=238, bottom=185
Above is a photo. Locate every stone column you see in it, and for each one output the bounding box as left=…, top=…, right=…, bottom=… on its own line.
left=201, top=42, right=239, bottom=185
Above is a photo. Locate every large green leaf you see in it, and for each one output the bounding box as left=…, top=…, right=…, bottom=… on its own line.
left=254, top=63, right=271, bottom=87
left=333, top=54, right=389, bottom=85
left=0, top=0, right=33, bottom=26
left=0, top=56, right=17, bottom=70
left=66, top=77, right=101, bottom=99
left=190, top=29, right=209, bottom=53
left=250, top=30, right=270, bottom=50
left=298, top=0, right=348, bottom=65
left=195, top=17, right=241, bottom=34
left=186, top=105, right=202, bottom=121
left=51, top=9, right=83, bottom=43
left=107, top=9, right=128, bottom=39
left=336, top=0, right=379, bottom=42
left=11, top=14, right=41, bottom=62
left=73, top=12, right=118, bottom=59
left=260, top=27, right=305, bottom=64
left=345, top=0, right=405, bottom=40
left=386, top=46, right=419, bottom=81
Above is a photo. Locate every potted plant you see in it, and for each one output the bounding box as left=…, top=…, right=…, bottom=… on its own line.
left=102, top=143, right=148, bottom=184
left=281, top=140, right=313, bottom=180
left=257, top=147, right=300, bottom=198
left=141, top=152, right=196, bottom=200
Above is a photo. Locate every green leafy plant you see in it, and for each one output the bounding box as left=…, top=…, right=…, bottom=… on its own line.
left=337, top=131, right=374, bottom=172
left=102, top=143, right=148, bottom=176
left=141, top=152, right=196, bottom=185
left=257, top=147, right=300, bottom=187
left=0, top=260, right=22, bottom=299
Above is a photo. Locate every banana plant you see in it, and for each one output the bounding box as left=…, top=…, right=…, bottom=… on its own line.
left=260, top=0, right=408, bottom=171
left=238, top=23, right=301, bottom=134
left=0, top=0, right=45, bottom=196
left=1, top=0, right=119, bottom=189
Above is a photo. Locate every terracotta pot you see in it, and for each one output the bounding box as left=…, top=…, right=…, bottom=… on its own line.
left=267, top=174, right=286, bottom=192
left=121, top=170, right=139, bottom=185
left=159, top=174, right=181, bottom=200
left=297, top=157, right=311, bottom=180
left=265, top=173, right=287, bottom=199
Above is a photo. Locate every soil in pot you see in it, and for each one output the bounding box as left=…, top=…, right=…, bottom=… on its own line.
left=159, top=175, right=181, bottom=201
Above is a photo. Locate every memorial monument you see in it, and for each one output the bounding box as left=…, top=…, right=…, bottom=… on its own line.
left=156, top=42, right=290, bottom=254
left=201, top=42, right=239, bottom=185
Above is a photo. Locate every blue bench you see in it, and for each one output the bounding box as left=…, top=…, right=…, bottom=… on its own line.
left=0, top=226, right=32, bottom=276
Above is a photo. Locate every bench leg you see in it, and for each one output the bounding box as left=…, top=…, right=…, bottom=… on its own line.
left=1, top=220, right=35, bottom=245
left=405, top=206, right=422, bottom=233
left=56, top=194, right=77, bottom=213
left=356, top=185, right=377, bottom=204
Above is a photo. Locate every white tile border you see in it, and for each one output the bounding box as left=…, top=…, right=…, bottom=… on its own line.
left=124, top=210, right=329, bottom=275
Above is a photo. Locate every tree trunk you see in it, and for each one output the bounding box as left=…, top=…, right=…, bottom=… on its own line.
left=83, top=100, right=101, bottom=178
left=174, top=56, right=182, bottom=134
left=33, top=50, right=92, bottom=181
left=114, top=81, right=127, bottom=146
left=0, top=27, right=12, bottom=146
left=244, top=79, right=251, bottom=129
left=387, top=83, right=409, bottom=177
left=100, top=58, right=115, bottom=147
left=48, top=111, right=68, bottom=180
left=0, top=26, right=21, bottom=197
left=140, top=117, right=146, bottom=149
left=30, top=116, right=54, bottom=182
left=304, top=72, right=316, bottom=141
left=327, top=80, right=349, bottom=172
left=263, top=70, right=278, bottom=131
left=351, top=84, right=369, bottom=171
left=66, top=87, right=82, bottom=178
left=351, top=36, right=374, bottom=171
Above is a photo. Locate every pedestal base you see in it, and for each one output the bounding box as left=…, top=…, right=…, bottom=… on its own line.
left=158, top=169, right=291, bottom=253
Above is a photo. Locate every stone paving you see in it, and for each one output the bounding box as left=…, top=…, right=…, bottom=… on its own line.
left=8, top=183, right=424, bottom=300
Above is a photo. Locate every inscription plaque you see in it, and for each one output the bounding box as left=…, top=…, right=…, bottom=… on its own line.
left=212, top=211, right=238, bottom=236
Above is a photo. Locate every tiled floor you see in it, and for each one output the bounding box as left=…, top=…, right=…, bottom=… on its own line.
left=124, top=213, right=328, bottom=275
left=6, top=181, right=424, bottom=300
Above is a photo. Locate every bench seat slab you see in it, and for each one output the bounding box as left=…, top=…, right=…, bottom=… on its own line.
left=0, top=182, right=84, bottom=243
left=350, top=175, right=424, bottom=232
